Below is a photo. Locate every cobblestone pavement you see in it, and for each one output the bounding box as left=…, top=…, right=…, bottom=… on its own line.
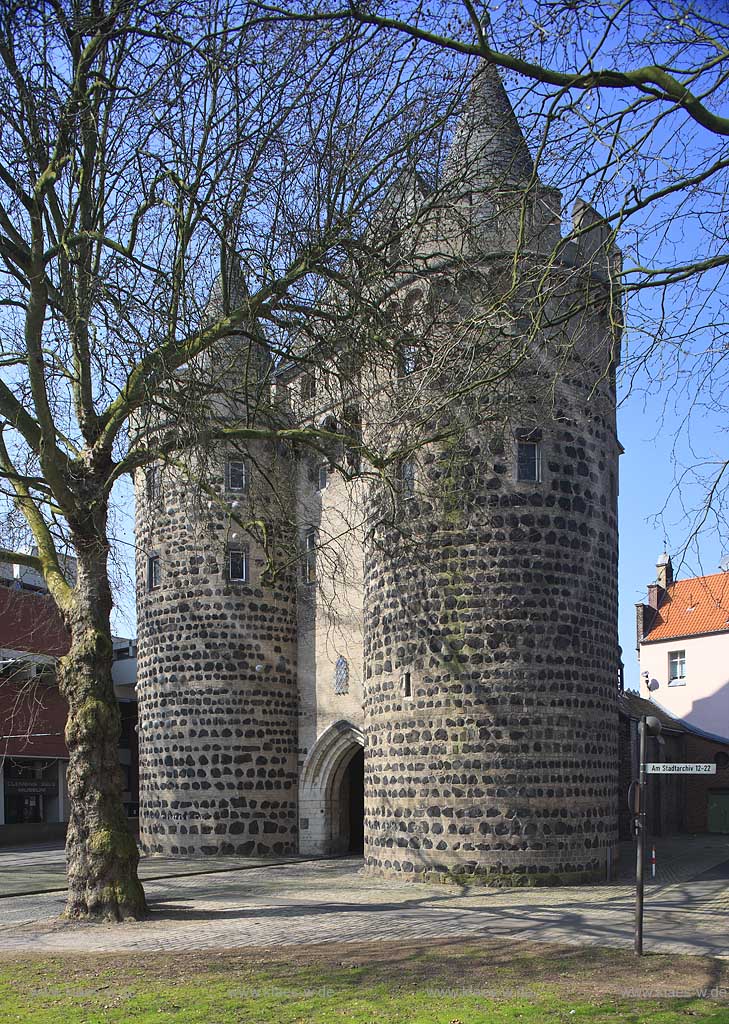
left=0, top=836, right=728, bottom=958
left=0, top=841, right=303, bottom=897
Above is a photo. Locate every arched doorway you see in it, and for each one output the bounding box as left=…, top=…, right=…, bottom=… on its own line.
left=298, top=720, right=365, bottom=856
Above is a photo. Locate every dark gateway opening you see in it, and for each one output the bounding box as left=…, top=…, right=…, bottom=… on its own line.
left=345, top=747, right=364, bottom=853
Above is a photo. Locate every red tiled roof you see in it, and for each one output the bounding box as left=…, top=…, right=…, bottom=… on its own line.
left=0, top=585, right=69, bottom=657
left=643, top=571, right=729, bottom=642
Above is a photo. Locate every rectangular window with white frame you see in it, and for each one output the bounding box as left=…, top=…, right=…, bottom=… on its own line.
left=516, top=438, right=541, bottom=482
left=226, top=459, right=248, bottom=492
left=228, top=546, right=249, bottom=583
left=668, top=649, right=686, bottom=686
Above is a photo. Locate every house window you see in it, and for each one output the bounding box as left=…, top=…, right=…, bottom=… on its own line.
left=145, top=464, right=161, bottom=503
left=317, top=464, right=328, bottom=491
left=147, top=555, right=161, bottom=591
left=668, top=650, right=686, bottom=686
left=400, top=459, right=415, bottom=498
left=334, top=656, right=349, bottom=694
left=229, top=547, right=249, bottom=582
left=303, top=528, right=316, bottom=584
left=227, top=459, right=247, bottom=492
left=517, top=440, right=541, bottom=482
left=403, top=671, right=412, bottom=699
left=301, top=373, right=316, bottom=402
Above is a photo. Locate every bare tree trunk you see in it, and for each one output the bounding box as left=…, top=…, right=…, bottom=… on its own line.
left=58, top=538, right=146, bottom=921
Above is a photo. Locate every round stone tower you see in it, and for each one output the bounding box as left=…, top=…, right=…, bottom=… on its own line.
left=362, top=65, right=621, bottom=885
left=135, top=293, right=299, bottom=857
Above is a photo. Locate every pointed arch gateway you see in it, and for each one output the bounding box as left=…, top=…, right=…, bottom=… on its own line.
left=298, top=720, right=365, bottom=856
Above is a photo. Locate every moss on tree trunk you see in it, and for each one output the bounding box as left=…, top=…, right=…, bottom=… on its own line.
left=58, top=545, right=146, bottom=921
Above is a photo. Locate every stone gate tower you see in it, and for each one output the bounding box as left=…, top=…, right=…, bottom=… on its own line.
left=362, top=64, right=621, bottom=884
left=134, top=60, right=621, bottom=881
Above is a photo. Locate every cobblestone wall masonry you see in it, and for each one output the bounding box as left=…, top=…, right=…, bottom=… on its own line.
left=362, top=274, right=621, bottom=886
left=135, top=443, right=299, bottom=856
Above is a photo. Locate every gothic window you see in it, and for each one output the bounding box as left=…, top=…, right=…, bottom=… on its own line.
left=229, top=546, right=249, bottom=582
left=226, top=459, right=248, bottom=492
left=145, top=464, right=161, bottom=503
left=334, top=656, right=349, bottom=694
left=303, top=527, right=316, bottom=584
left=147, top=555, right=161, bottom=591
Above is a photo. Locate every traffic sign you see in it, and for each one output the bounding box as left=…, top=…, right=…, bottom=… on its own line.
left=644, top=763, right=716, bottom=774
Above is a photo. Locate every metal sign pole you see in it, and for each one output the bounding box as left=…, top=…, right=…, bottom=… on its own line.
left=635, top=717, right=647, bottom=956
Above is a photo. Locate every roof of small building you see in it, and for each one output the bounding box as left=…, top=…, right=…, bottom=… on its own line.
left=643, top=570, right=729, bottom=642
left=618, top=690, right=686, bottom=733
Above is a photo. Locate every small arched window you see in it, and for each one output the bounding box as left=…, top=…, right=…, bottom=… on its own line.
left=334, top=656, right=349, bottom=694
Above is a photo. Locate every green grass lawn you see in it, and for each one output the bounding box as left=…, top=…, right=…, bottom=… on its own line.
left=2, top=941, right=729, bottom=1024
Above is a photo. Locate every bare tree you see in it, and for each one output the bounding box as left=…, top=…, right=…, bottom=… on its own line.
left=0, top=0, right=469, bottom=919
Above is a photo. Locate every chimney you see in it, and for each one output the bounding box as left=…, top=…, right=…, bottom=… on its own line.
left=656, top=551, right=673, bottom=589
left=635, top=602, right=656, bottom=649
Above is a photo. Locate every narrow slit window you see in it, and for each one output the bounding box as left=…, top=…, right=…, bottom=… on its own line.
left=147, top=555, right=161, bottom=591
left=301, top=373, right=316, bottom=402
left=303, top=528, right=316, bottom=584
left=400, top=460, right=415, bottom=498
left=317, top=464, right=328, bottom=491
left=403, top=671, right=412, bottom=698
left=145, top=464, right=161, bottom=503
left=229, top=547, right=249, bottom=583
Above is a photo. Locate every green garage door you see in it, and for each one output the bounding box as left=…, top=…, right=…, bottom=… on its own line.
left=708, top=791, right=729, bottom=834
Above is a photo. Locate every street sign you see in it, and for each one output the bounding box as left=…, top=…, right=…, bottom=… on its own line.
left=644, top=763, right=716, bottom=774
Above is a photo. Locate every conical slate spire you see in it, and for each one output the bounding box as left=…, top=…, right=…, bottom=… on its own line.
left=444, top=61, right=535, bottom=190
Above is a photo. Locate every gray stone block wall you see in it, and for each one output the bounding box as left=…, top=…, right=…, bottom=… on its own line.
left=135, top=444, right=299, bottom=856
